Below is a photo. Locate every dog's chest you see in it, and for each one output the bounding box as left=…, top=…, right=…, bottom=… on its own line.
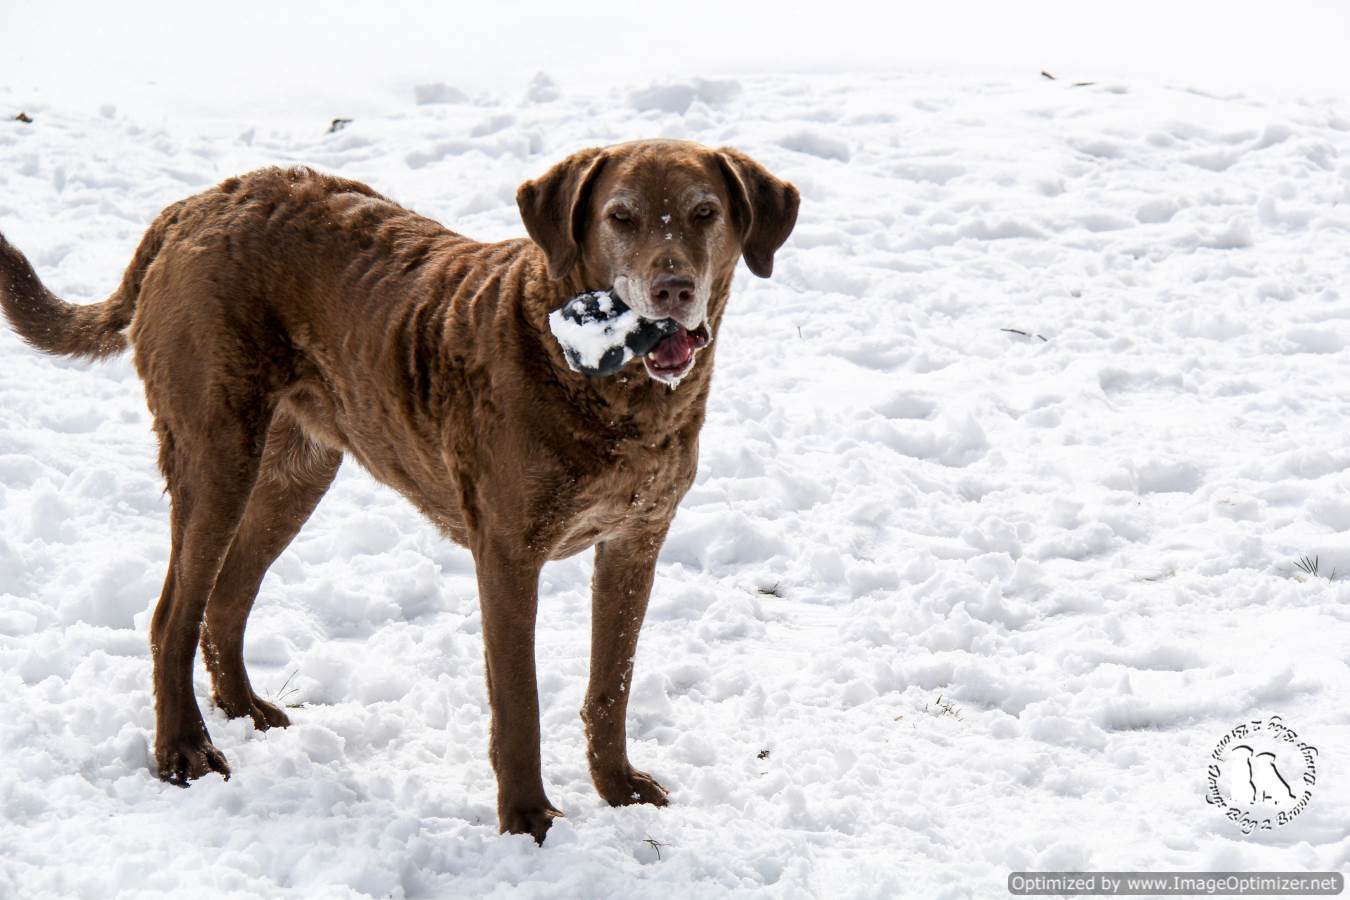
left=544, top=437, right=695, bottom=558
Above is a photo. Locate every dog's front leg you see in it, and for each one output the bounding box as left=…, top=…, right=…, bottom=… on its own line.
left=583, top=530, right=671, bottom=807
left=473, top=537, right=561, bottom=843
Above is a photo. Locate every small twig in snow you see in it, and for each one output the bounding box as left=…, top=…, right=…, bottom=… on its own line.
left=1001, top=328, right=1049, bottom=342
left=925, top=694, right=963, bottom=721
left=271, top=669, right=302, bottom=707
left=1294, top=555, right=1319, bottom=578
left=1293, top=554, right=1337, bottom=581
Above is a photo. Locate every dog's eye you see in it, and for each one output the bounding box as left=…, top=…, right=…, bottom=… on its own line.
left=609, top=209, right=634, bottom=224
left=693, top=205, right=717, bottom=222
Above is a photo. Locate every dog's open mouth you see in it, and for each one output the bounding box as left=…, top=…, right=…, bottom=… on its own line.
left=644, top=323, right=710, bottom=380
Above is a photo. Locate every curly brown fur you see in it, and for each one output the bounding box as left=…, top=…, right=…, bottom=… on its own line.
left=0, top=141, right=798, bottom=843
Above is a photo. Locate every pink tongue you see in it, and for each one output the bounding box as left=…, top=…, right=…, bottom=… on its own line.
left=648, top=330, right=696, bottom=369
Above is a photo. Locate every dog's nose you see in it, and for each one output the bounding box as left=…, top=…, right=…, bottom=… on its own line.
left=650, top=274, right=694, bottom=308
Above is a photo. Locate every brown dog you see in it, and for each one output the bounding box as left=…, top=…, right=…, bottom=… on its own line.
left=0, top=139, right=798, bottom=843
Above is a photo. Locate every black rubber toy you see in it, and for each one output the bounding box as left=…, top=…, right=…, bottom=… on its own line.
left=549, top=290, right=682, bottom=378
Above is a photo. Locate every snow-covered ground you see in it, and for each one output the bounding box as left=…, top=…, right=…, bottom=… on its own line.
left=3, top=57, right=1350, bottom=900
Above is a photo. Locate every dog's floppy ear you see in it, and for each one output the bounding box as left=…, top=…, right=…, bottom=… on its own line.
left=516, top=147, right=608, bottom=279
left=715, top=148, right=800, bottom=278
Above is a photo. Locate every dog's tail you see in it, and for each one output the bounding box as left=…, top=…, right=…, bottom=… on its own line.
left=0, top=208, right=177, bottom=360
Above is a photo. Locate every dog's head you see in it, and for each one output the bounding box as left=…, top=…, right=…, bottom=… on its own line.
left=518, top=140, right=799, bottom=384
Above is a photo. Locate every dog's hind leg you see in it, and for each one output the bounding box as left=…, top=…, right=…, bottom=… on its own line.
left=201, top=413, right=341, bottom=730
left=149, top=405, right=272, bottom=785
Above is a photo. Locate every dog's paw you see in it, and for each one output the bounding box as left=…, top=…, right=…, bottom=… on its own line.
left=217, top=692, right=292, bottom=731
left=156, top=734, right=231, bottom=786
left=594, top=765, right=670, bottom=807
left=499, top=803, right=564, bottom=845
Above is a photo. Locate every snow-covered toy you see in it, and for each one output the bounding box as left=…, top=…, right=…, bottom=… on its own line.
left=548, top=290, right=683, bottom=378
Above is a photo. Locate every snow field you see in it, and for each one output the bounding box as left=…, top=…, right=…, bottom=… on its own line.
left=1, top=69, right=1349, bottom=897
